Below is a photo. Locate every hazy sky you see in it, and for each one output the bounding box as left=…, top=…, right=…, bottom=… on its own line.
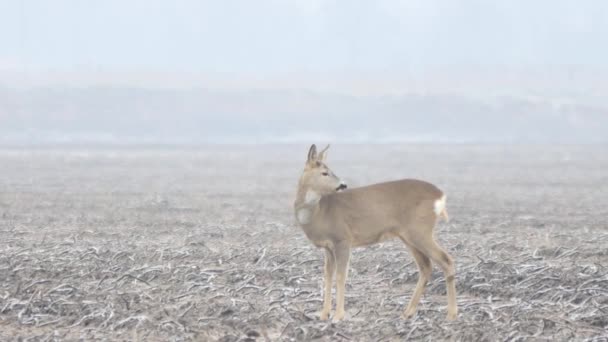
left=1, top=0, right=607, bottom=73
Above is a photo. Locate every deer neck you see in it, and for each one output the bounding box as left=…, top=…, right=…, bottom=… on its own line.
left=294, top=186, right=322, bottom=225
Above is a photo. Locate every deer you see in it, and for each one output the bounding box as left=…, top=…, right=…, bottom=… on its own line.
left=293, top=144, right=457, bottom=322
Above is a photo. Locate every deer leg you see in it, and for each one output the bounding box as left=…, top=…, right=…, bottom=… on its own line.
left=320, top=248, right=336, bottom=320
left=333, top=242, right=351, bottom=322
left=400, top=241, right=432, bottom=319
left=418, top=238, right=458, bottom=321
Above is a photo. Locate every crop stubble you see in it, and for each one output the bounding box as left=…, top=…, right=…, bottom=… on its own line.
left=0, top=145, right=607, bottom=341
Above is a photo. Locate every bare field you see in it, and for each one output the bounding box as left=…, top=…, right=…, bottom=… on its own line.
left=1, top=145, right=607, bottom=341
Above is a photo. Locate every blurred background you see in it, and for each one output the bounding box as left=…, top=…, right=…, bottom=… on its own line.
left=1, top=0, right=607, bottom=145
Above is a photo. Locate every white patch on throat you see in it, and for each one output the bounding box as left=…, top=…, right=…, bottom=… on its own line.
left=297, top=208, right=312, bottom=225
left=305, top=190, right=321, bottom=204
left=434, top=195, right=446, bottom=215
left=297, top=190, right=321, bottom=225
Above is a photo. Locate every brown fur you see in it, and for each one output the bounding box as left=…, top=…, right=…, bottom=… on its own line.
left=294, top=144, right=458, bottom=322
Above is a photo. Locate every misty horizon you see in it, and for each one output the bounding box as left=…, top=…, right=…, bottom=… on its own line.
left=1, top=67, right=607, bottom=145
left=1, top=1, right=607, bottom=145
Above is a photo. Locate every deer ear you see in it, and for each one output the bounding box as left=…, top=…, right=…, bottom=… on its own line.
left=318, top=144, right=330, bottom=161
left=307, top=144, right=317, bottom=164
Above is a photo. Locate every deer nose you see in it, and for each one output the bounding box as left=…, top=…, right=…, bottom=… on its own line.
left=337, top=182, right=347, bottom=191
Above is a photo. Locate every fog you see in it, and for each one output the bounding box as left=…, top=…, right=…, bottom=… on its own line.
left=1, top=0, right=607, bottom=144
left=2, top=3, right=608, bottom=340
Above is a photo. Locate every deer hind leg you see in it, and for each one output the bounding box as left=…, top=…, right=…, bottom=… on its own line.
left=399, top=239, right=432, bottom=319
left=417, top=238, right=458, bottom=321
left=320, top=248, right=336, bottom=320
left=332, top=242, right=351, bottom=322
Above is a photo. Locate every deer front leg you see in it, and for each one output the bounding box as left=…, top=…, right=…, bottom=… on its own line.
left=333, top=242, right=351, bottom=322
left=320, top=248, right=335, bottom=320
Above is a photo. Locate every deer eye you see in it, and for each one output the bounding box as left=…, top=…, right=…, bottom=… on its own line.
left=321, top=172, right=329, bottom=176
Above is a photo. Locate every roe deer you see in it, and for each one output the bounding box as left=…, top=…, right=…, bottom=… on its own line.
left=293, top=144, right=457, bottom=322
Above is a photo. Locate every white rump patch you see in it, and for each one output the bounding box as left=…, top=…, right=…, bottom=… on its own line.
left=434, top=195, right=446, bottom=216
